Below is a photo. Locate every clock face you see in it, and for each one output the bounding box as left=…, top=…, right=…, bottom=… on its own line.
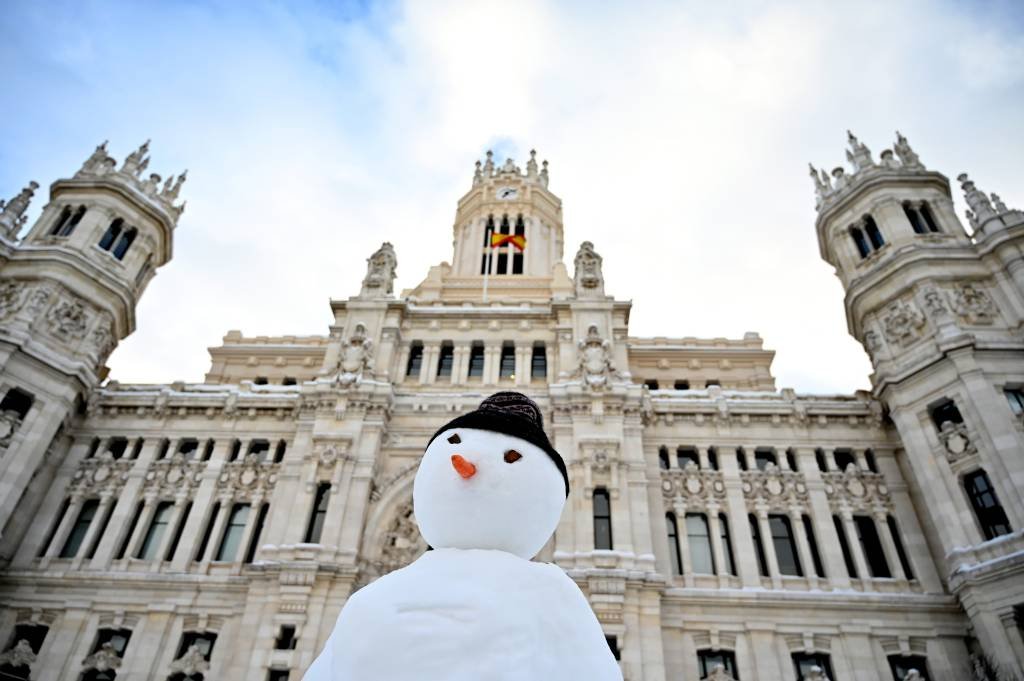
left=497, top=186, right=518, bottom=200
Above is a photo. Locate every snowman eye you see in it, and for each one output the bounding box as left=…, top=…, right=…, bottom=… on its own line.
left=504, top=450, right=522, bottom=464
left=447, top=433, right=461, bottom=444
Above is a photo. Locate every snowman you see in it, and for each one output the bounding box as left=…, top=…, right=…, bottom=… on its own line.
left=303, top=391, right=622, bottom=681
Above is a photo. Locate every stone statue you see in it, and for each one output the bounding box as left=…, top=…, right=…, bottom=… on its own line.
left=845, top=130, right=875, bottom=172
left=483, top=150, right=494, bottom=176
left=704, top=663, right=736, bottom=681
left=879, top=149, right=900, bottom=169
left=539, top=160, right=549, bottom=188
left=809, top=163, right=828, bottom=206
left=0, top=181, right=39, bottom=240
left=831, top=167, right=848, bottom=191
left=804, top=666, right=830, bottom=681
left=335, top=323, right=374, bottom=386
left=0, top=639, right=36, bottom=667
left=573, top=241, right=605, bottom=297
left=121, top=140, right=151, bottom=177
left=894, top=131, right=922, bottom=168
left=472, top=160, right=483, bottom=186
left=169, top=644, right=210, bottom=676
left=77, top=141, right=112, bottom=176
left=360, top=242, right=398, bottom=297
left=573, top=325, right=618, bottom=389
left=957, top=174, right=996, bottom=225
left=140, top=173, right=162, bottom=196
left=990, top=193, right=1009, bottom=215
left=527, top=149, right=539, bottom=179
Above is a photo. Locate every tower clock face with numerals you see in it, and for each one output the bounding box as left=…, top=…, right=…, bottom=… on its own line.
left=496, top=187, right=518, bottom=200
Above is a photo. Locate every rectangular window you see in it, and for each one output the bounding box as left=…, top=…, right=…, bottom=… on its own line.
left=676, top=446, right=699, bottom=469
left=793, top=653, right=834, bottom=681
left=531, top=343, right=546, bottom=379
left=156, top=438, right=171, bottom=460
left=254, top=376, right=268, bottom=385
left=268, top=671, right=290, bottom=681
left=85, top=502, right=115, bottom=560
left=92, top=627, right=132, bottom=657
left=719, top=513, right=736, bottom=576
left=593, top=489, right=612, bottom=550
left=468, top=342, right=485, bottom=378
left=929, top=399, right=963, bottom=430
left=176, top=631, right=217, bottom=662
left=833, top=515, right=858, bottom=578
left=814, top=448, right=829, bottom=472
left=282, top=377, right=297, bottom=386
left=164, top=502, right=192, bottom=562
left=0, top=387, right=33, bottom=420
left=248, top=439, right=271, bottom=461
left=496, top=251, right=508, bottom=274
left=215, top=503, right=250, bottom=561
left=887, top=515, right=914, bottom=579
left=1006, top=388, right=1024, bottom=416
left=499, top=343, right=515, bottom=379
left=644, top=379, right=659, bottom=390
left=229, top=439, right=242, bottom=461
left=707, top=448, right=719, bottom=471
left=406, top=342, right=424, bottom=377
left=864, top=449, right=878, bottom=473
left=698, top=649, right=738, bottom=678
left=802, top=515, right=826, bottom=578
left=194, top=502, right=220, bottom=561
left=107, top=437, right=128, bottom=459
left=60, top=499, right=100, bottom=558
left=202, top=439, right=215, bottom=461
left=244, top=502, right=269, bottom=564
left=5, top=623, right=49, bottom=656
left=964, top=470, right=1013, bottom=540
left=115, top=501, right=144, bottom=560
left=686, top=513, right=715, bottom=575
left=754, top=448, right=777, bottom=471
left=705, top=379, right=720, bottom=388
left=605, top=635, right=621, bottom=661
left=769, top=514, right=803, bottom=576
left=666, top=513, right=682, bottom=575
left=437, top=343, right=454, bottom=377
left=39, top=499, right=70, bottom=557
left=854, top=515, right=892, bottom=578
left=305, top=483, right=331, bottom=543
left=274, top=625, right=297, bottom=650
left=512, top=252, right=524, bottom=274
left=130, top=437, right=144, bottom=459
left=736, top=448, right=748, bottom=471
left=673, top=380, right=690, bottom=390
left=749, top=514, right=768, bottom=577
left=658, top=447, right=670, bottom=470
left=833, top=448, right=856, bottom=471
left=889, top=655, right=930, bottom=681
left=785, top=449, right=799, bottom=472
left=136, top=501, right=174, bottom=560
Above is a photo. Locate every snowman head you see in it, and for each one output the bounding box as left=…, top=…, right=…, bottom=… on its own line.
left=413, top=392, right=569, bottom=560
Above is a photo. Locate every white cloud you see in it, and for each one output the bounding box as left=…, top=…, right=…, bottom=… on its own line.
left=1, top=0, right=1022, bottom=393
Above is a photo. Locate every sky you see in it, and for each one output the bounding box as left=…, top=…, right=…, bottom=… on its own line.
left=1, top=0, right=1022, bottom=394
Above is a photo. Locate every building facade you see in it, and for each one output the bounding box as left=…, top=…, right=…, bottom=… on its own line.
left=0, top=135, right=1021, bottom=681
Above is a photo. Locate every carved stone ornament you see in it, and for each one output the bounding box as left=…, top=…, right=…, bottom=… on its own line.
left=48, top=298, right=89, bottom=340
left=0, top=280, right=24, bottom=318
left=881, top=299, right=926, bottom=346
left=939, top=421, right=976, bottom=462
left=145, top=454, right=204, bottom=495
left=572, top=325, right=619, bottom=389
left=573, top=241, right=605, bottom=297
left=169, top=644, right=210, bottom=676
left=952, top=284, right=996, bottom=325
left=0, top=409, right=23, bottom=447
left=0, top=639, right=36, bottom=667
left=88, top=317, right=115, bottom=363
left=0, top=181, right=39, bottom=239
left=662, top=466, right=727, bottom=506
left=335, top=323, right=374, bottom=386
left=218, top=453, right=278, bottom=498
left=81, top=641, right=121, bottom=672
left=804, top=666, right=831, bottom=681
left=823, top=467, right=891, bottom=512
left=741, top=464, right=808, bottom=508
left=359, top=498, right=427, bottom=588
left=361, top=242, right=398, bottom=296
left=921, top=286, right=950, bottom=319
left=70, top=454, right=133, bottom=495
left=704, top=663, right=737, bottom=681
left=26, top=286, right=51, bottom=316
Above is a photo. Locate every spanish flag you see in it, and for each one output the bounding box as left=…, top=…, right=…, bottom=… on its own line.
left=490, top=233, right=527, bottom=251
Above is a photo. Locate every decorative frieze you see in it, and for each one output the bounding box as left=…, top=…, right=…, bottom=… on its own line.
left=952, top=284, right=997, bottom=325
left=822, top=468, right=891, bottom=513
left=70, top=454, right=134, bottom=496
left=741, top=465, right=808, bottom=510
left=938, top=421, right=977, bottom=463
left=217, top=454, right=279, bottom=500
left=144, top=455, right=205, bottom=496
left=661, top=466, right=727, bottom=509
left=881, top=299, right=926, bottom=347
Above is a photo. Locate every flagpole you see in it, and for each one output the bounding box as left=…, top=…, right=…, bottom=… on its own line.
left=482, top=223, right=492, bottom=303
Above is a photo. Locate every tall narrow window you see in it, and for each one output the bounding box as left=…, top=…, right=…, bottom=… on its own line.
left=164, top=502, right=192, bottom=562
left=854, top=515, right=891, bottom=577
left=802, top=515, right=826, bottom=578
left=707, top=448, right=719, bottom=471
left=50, top=206, right=73, bottom=235
left=889, top=655, right=931, bottom=681
left=850, top=226, right=871, bottom=258
left=496, top=251, right=508, bottom=274
left=666, top=512, right=682, bottom=576
left=964, top=470, right=1012, bottom=539
left=512, top=214, right=525, bottom=274
left=736, top=448, right=748, bottom=471
left=686, top=513, right=715, bottom=575
left=406, top=342, right=424, bottom=378
left=229, top=439, right=242, bottom=461
left=305, top=483, right=331, bottom=543
left=785, top=449, right=799, bottom=472
left=202, top=439, right=215, bottom=461
left=593, top=488, right=612, bottom=550
left=64, top=205, right=86, bottom=235
left=793, top=653, right=834, bottom=681
left=215, top=503, right=250, bottom=561
left=864, top=449, right=879, bottom=473
left=40, top=499, right=69, bottom=556
left=60, top=499, right=99, bottom=558
left=499, top=342, right=515, bottom=379
left=115, top=501, right=144, bottom=560
left=244, top=503, right=269, bottom=564
left=112, top=227, right=137, bottom=260
left=137, top=501, right=174, bottom=560
left=677, top=446, right=699, bottom=469
left=769, top=514, right=803, bottom=576
left=658, top=446, right=670, bottom=470
left=833, top=515, right=858, bottom=578
left=273, top=440, right=287, bottom=463
left=864, top=215, right=885, bottom=249
left=130, top=437, right=144, bottom=459
left=749, top=514, right=769, bottom=577
left=97, top=218, right=123, bottom=251
left=156, top=438, right=171, bottom=459
left=719, top=513, right=736, bottom=576
left=904, top=202, right=928, bottom=234
left=274, top=625, right=297, bottom=650
left=919, top=203, right=940, bottom=233
left=437, top=342, right=454, bottom=377
left=886, top=515, right=914, bottom=579
left=814, top=448, right=829, bottom=472
left=698, top=650, right=738, bottom=679
left=468, top=342, right=485, bottom=378
left=531, top=343, right=546, bottom=379
left=85, top=502, right=115, bottom=560
left=194, top=502, right=220, bottom=561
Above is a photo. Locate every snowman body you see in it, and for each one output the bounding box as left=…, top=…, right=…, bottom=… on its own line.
left=303, top=404, right=623, bottom=681
left=303, top=548, right=620, bottom=680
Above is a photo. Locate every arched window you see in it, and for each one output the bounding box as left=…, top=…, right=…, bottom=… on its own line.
left=98, top=218, right=123, bottom=251
left=919, top=203, right=940, bottom=232
left=666, top=512, right=682, bottom=575
left=850, top=226, right=871, bottom=258
left=593, top=488, right=612, bottom=550
left=50, top=206, right=72, bottom=235
left=686, top=513, right=715, bottom=574
left=112, top=227, right=137, bottom=260
left=481, top=215, right=495, bottom=274
left=719, top=513, right=736, bottom=576
left=60, top=499, right=100, bottom=558
left=903, top=202, right=928, bottom=234
left=136, top=501, right=174, bottom=560
left=864, top=215, right=885, bottom=250
left=964, top=469, right=1012, bottom=539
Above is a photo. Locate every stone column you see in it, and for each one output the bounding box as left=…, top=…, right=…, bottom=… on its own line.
left=746, top=625, right=784, bottom=681
left=484, top=345, right=501, bottom=385
left=230, top=495, right=264, bottom=571
left=394, top=345, right=411, bottom=383
left=756, top=508, right=782, bottom=588
left=720, top=449, right=760, bottom=587
left=123, top=494, right=159, bottom=561
left=707, top=506, right=727, bottom=582
left=151, top=496, right=190, bottom=570
left=198, top=496, right=232, bottom=568
left=789, top=507, right=818, bottom=587
left=841, top=509, right=873, bottom=589
left=672, top=502, right=694, bottom=586
left=514, top=343, right=531, bottom=386
left=798, top=448, right=849, bottom=589
left=32, top=606, right=90, bottom=681
left=168, top=444, right=227, bottom=571
left=71, top=492, right=115, bottom=570
left=421, top=344, right=439, bottom=384
left=873, top=510, right=906, bottom=581
left=42, top=493, right=84, bottom=560
left=452, top=344, right=470, bottom=385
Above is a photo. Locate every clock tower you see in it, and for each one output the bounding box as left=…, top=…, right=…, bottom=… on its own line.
left=404, top=150, right=573, bottom=303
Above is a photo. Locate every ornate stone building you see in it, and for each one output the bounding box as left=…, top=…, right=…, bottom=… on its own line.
left=0, top=135, right=1021, bottom=681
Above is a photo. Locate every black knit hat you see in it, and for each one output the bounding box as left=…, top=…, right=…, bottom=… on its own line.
left=428, top=391, right=569, bottom=497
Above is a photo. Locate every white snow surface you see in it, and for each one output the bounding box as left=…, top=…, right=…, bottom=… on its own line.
left=302, top=548, right=623, bottom=681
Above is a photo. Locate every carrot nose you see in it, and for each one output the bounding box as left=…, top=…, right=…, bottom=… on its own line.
left=451, top=454, right=477, bottom=479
